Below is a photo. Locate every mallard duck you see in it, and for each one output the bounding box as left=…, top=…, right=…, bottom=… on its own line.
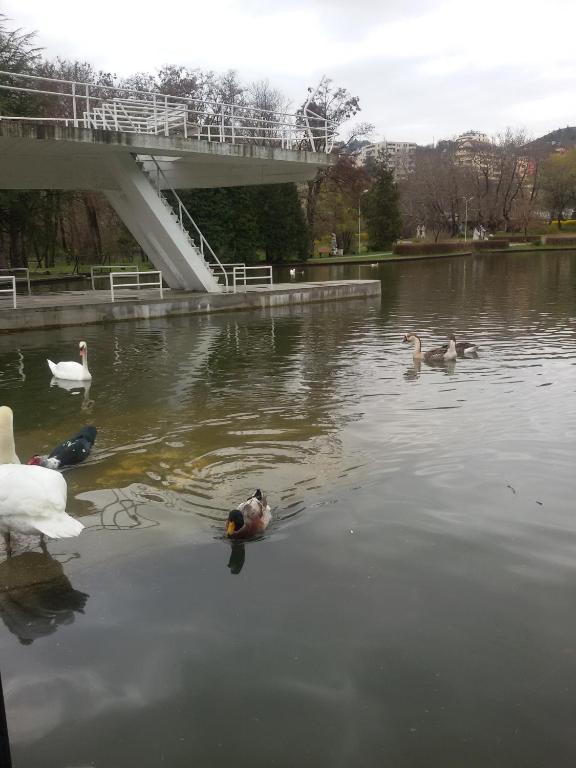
left=402, top=333, right=457, bottom=362
left=225, top=489, right=271, bottom=539
left=47, top=341, right=92, bottom=381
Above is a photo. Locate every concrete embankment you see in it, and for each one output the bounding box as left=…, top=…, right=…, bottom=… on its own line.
left=0, top=280, right=381, bottom=333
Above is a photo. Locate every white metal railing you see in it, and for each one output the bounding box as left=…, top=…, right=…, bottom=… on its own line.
left=91, top=264, right=141, bottom=290
left=109, top=271, right=163, bottom=302
left=232, top=265, right=273, bottom=293
left=0, top=71, right=337, bottom=153
left=0, top=276, right=17, bottom=308
left=0, top=267, right=30, bottom=295
left=218, top=263, right=246, bottom=293
left=143, top=155, right=230, bottom=288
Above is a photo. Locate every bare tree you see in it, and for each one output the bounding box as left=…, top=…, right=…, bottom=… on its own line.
left=540, top=149, right=576, bottom=227
left=402, top=143, right=467, bottom=240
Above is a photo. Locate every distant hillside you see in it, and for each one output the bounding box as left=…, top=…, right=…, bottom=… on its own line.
left=527, top=126, right=576, bottom=152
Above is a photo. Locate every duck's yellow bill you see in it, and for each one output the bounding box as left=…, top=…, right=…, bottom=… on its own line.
left=226, top=522, right=235, bottom=536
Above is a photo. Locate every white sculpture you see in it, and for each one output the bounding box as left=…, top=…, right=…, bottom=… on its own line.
left=330, top=232, right=338, bottom=255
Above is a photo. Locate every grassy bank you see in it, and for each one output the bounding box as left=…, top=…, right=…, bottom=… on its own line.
left=24, top=243, right=576, bottom=285
left=301, top=243, right=576, bottom=267
left=301, top=250, right=471, bottom=266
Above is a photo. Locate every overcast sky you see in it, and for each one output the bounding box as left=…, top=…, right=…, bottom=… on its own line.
left=3, top=0, right=575, bottom=144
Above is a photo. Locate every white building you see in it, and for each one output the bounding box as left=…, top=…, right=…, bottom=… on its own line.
left=454, top=131, right=491, bottom=166
left=354, top=140, right=417, bottom=179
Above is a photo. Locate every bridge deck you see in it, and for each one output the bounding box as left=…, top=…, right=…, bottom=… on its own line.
left=0, top=281, right=381, bottom=332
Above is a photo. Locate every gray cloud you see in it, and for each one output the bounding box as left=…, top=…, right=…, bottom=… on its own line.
left=2, top=0, right=575, bottom=144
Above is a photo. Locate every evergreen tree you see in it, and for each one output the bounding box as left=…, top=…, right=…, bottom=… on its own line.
left=179, top=183, right=308, bottom=263
left=179, top=187, right=260, bottom=263
left=256, top=184, right=308, bottom=262
left=226, top=187, right=260, bottom=263
left=363, top=154, right=402, bottom=250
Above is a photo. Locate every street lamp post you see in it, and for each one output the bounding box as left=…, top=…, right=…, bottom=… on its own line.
left=358, top=189, right=369, bottom=256
left=463, top=196, right=474, bottom=243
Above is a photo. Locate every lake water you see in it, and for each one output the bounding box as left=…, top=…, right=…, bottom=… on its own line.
left=1, top=251, right=576, bottom=767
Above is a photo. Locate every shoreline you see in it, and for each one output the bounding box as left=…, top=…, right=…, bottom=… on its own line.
left=19, top=243, right=576, bottom=285
left=287, top=244, right=576, bottom=268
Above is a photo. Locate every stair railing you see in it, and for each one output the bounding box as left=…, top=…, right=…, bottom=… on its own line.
left=143, top=155, right=229, bottom=289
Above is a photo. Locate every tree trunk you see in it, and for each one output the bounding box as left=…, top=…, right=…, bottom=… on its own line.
left=306, top=179, right=322, bottom=234
left=9, top=219, right=25, bottom=268
left=84, top=195, right=104, bottom=263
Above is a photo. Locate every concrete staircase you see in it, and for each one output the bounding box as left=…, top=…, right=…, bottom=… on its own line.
left=105, top=153, right=228, bottom=292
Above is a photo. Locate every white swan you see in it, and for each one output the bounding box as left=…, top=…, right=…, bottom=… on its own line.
left=0, top=407, right=84, bottom=556
left=0, top=406, right=20, bottom=463
left=47, top=341, right=92, bottom=381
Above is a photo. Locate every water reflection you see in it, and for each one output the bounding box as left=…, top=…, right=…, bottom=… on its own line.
left=0, top=551, right=88, bottom=644
left=0, top=349, right=26, bottom=387
left=78, top=486, right=161, bottom=531
left=404, top=360, right=422, bottom=381
left=50, top=377, right=94, bottom=412
left=226, top=543, right=245, bottom=574
left=2, top=253, right=576, bottom=767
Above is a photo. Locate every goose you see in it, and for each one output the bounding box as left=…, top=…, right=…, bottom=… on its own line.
left=27, top=426, right=97, bottom=470
left=440, top=337, right=479, bottom=356
left=403, top=333, right=457, bottom=362
left=225, top=489, right=271, bottom=539
left=47, top=341, right=92, bottom=381
left=0, top=407, right=84, bottom=557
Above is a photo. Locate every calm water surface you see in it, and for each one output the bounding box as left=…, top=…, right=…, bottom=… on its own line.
left=1, top=251, right=576, bottom=767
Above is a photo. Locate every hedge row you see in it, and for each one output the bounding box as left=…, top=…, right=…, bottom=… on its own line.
left=470, top=239, right=510, bottom=250
left=393, top=242, right=467, bottom=256
left=493, top=234, right=541, bottom=244
left=547, top=221, right=576, bottom=232
left=543, top=236, right=576, bottom=245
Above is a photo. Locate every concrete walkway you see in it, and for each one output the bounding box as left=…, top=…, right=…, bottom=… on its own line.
left=0, top=280, right=381, bottom=332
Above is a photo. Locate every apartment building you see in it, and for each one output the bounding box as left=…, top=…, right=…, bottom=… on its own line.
left=454, top=131, right=491, bottom=166
left=354, top=140, right=417, bottom=179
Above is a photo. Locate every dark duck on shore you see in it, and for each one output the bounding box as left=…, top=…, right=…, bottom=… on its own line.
left=226, top=489, right=271, bottom=539
left=27, top=426, right=97, bottom=470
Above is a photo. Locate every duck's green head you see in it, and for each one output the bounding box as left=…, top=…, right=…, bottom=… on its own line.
left=226, top=509, right=244, bottom=537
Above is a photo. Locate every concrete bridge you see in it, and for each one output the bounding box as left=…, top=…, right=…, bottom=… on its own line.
left=0, top=72, right=336, bottom=291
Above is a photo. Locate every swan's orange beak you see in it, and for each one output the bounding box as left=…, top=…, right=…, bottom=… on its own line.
left=226, top=522, right=235, bottom=536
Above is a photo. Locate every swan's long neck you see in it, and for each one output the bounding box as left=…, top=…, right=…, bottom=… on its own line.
left=81, top=348, right=90, bottom=373
left=0, top=408, right=19, bottom=463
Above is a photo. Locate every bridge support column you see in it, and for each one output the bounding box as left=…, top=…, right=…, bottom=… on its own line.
left=105, top=153, right=221, bottom=292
